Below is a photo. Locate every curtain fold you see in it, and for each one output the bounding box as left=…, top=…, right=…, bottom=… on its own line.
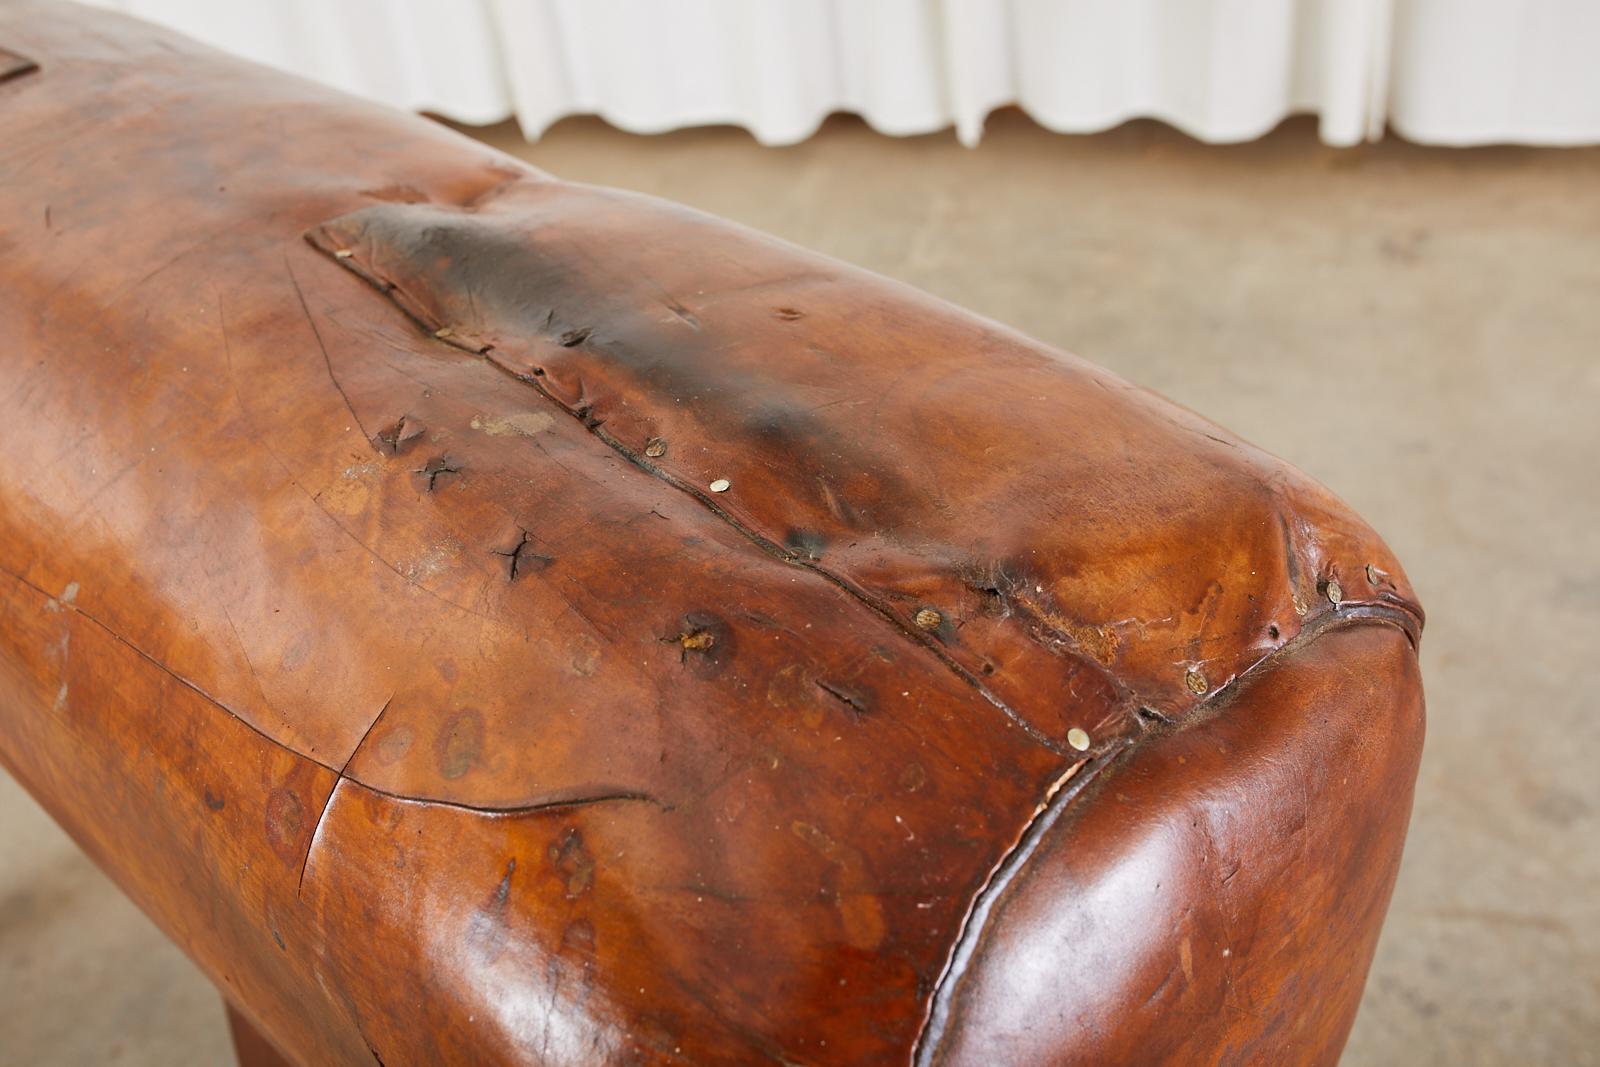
left=78, top=0, right=1600, bottom=147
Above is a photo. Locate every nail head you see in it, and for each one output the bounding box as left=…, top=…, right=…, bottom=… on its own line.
left=644, top=437, right=667, bottom=458
left=709, top=478, right=730, bottom=493
left=1067, top=727, right=1091, bottom=752
left=913, top=607, right=942, bottom=631
left=1185, top=668, right=1209, bottom=695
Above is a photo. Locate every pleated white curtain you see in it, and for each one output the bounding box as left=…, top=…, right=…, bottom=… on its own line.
left=76, top=0, right=1600, bottom=147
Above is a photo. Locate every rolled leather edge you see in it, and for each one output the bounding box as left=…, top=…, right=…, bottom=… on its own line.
left=924, top=620, right=1425, bottom=1066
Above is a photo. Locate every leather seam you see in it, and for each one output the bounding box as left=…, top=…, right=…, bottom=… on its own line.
left=303, top=226, right=1080, bottom=757
left=909, top=609, right=1417, bottom=1066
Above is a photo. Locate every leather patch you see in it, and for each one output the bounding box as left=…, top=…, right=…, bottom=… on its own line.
left=0, top=47, right=38, bottom=84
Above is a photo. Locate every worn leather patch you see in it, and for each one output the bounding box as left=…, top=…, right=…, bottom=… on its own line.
left=0, top=47, right=38, bottom=84
left=308, top=187, right=1423, bottom=741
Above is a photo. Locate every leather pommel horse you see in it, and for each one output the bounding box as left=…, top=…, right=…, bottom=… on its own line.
left=0, top=5, right=1424, bottom=1064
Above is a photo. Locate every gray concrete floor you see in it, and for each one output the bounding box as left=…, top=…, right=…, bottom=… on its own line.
left=3, top=111, right=1596, bottom=1064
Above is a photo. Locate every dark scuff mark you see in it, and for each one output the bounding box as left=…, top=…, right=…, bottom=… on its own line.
left=204, top=787, right=226, bottom=812
left=305, top=206, right=919, bottom=532
left=782, top=528, right=826, bottom=561
left=549, top=828, right=596, bottom=899
left=816, top=679, right=871, bottom=718
left=962, top=562, right=1015, bottom=619
left=664, top=301, right=700, bottom=329
left=467, top=857, right=517, bottom=965
left=1136, top=705, right=1174, bottom=727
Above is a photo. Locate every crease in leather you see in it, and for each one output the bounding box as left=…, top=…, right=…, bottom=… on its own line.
left=0, top=558, right=339, bottom=773
left=0, top=559, right=671, bottom=826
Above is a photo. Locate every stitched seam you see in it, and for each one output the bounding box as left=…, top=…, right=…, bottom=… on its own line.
left=910, top=608, right=1418, bottom=1065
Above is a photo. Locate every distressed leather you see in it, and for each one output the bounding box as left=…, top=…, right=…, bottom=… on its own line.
left=0, top=5, right=1424, bottom=1065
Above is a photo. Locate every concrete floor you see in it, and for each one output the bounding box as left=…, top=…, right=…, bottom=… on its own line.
left=3, top=111, right=1596, bottom=1064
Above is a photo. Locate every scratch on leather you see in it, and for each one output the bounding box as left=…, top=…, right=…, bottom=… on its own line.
left=299, top=693, right=395, bottom=895
left=0, top=559, right=338, bottom=771
left=297, top=690, right=669, bottom=895
left=2, top=560, right=659, bottom=858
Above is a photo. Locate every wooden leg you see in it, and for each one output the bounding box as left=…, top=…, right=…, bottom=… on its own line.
left=225, top=1001, right=296, bottom=1067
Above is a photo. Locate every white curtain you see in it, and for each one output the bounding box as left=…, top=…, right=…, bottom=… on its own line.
left=76, top=0, right=1600, bottom=148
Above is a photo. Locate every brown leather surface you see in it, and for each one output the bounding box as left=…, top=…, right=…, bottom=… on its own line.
left=927, top=623, right=1425, bottom=1067
left=0, top=5, right=1425, bottom=1065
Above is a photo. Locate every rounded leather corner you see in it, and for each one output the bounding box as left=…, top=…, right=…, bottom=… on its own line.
left=928, top=622, right=1425, bottom=1067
